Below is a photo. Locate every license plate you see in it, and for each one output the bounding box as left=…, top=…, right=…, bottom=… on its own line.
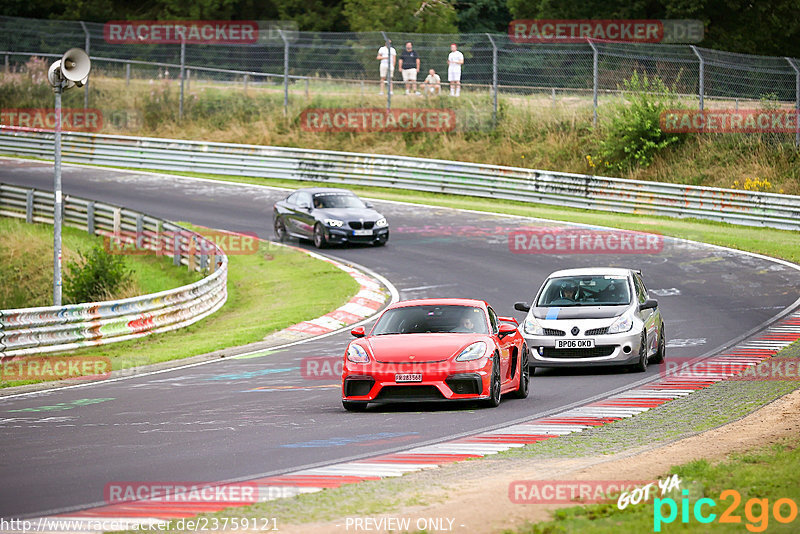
left=353, top=229, right=373, bottom=236
left=556, top=339, right=595, bottom=349
left=395, top=373, right=422, bottom=382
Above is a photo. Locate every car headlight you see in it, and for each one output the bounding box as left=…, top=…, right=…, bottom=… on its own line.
left=324, top=218, right=344, bottom=228
left=375, top=218, right=388, bottom=228
left=523, top=315, right=545, bottom=336
left=608, top=310, right=635, bottom=334
left=455, top=341, right=488, bottom=362
left=347, top=344, right=370, bottom=363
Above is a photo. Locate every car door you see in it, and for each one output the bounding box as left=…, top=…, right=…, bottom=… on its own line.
left=280, top=192, right=299, bottom=235
left=488, top=307, right=513, bottom=382
left=292, top=191, right=315, bottom=237
left=633, top=273, right=658, bottom=356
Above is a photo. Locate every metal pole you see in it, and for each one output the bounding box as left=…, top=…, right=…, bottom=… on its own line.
left=486, top=34, right=498, bottom=127
left=53, top=84, right=63, bottom=306
left=786, top=57, right=800, bottom=147
left=278, top=30, right=289, bottom=115
left=588, top=39, right=598, bottom=126
left=381, top=31, right=391, bottom=111
left=179, top=40, right=185, bottom=120
left=125, top=62, right=130, bottom=86
left=691, top=45, right=704, bottom=111
left=244, top=74, right=248, bottom=94
left=80, top=21, right=90, bottom=111
left=5, top=54, right=9, bottom=73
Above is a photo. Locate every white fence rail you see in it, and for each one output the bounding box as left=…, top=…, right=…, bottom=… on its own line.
left=0, top=181, right=228, bottom=358
left=1, top=127, right=798, bottom=231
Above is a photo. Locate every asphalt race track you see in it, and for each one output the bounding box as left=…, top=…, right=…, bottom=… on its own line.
left=2, top=158, right=799, bottom=518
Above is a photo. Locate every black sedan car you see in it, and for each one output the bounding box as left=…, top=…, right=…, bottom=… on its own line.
left=273, top=188, right=389, bottom=248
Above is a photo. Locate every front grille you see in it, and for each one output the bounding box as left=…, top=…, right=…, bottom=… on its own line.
left=543, top=328, right=565, bottom=336
left=349, top=221, right=362, bottom=229
left=349, top=221, right=376, bottom=230
left=375, top=385, right=444, bottom=401
left=344, top=377, right=374, bottom=397
left=585, top=327, right=609, bottom=336
left=445, top=374, right=482, bottom=395
left=542, top=346, right=616, bottom=358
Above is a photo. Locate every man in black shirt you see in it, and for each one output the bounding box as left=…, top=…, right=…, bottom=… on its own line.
left=398, top=42, right=421, bottom=95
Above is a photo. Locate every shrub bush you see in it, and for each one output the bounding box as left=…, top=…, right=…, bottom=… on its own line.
left=64, top=244, right=133, bottom=303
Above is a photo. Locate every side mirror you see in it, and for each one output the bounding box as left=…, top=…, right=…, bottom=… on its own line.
left=639, top=299, right=658, bottom=311
left=298, top=201, right=311, bottom=210
left=497, top=316, right=518, bottom=325
left=514, top=302, right=531, bottom=312
left=498, top=323, right=517, bottom=337
left=364, top=201, right=374, bottom=209
left=351, top=326, right=366, bottom=338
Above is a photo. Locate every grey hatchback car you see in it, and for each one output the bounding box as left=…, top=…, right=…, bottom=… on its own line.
left=273, top=188, right=389, bottom=248
left=514, top=268, right=665, bottom=373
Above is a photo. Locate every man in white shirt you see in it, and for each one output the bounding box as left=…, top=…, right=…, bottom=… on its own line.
left=423, top=68, right=441, bottom=96
left=447, top=43, right=464, bottom=97
left=376, top=40, right=397, bottom=95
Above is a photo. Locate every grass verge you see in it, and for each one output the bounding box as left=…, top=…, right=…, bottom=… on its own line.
left=0, top=230, right=360, bottom=388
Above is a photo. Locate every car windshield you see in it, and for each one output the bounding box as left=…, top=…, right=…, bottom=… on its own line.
left=536, top=275, right=631, bottom=307
left=372, top=305, right=489, bottom=335
left=313, top=193, right=365, bottom=209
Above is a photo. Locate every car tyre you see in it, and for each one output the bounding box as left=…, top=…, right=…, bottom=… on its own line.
left=510, top=346, right=529, bottom=399
left=313, top=223, right=328, bottom=249
left=483, top=354, right=502, bottom=407
left=342, top=400, right=368, bottom=412
left=651, top=325, right=666, bottom=364
left=274, top=217, right=288, bottom=242
left=631, top=333, right=649, bottom=372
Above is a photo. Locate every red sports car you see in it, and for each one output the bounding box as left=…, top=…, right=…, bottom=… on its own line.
left=341, top=298, right=530, bottom=411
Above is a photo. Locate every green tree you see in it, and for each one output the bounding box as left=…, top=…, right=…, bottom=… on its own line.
left=343, top=0, right=457, bottom=33
left=455, top=0, right=511, bottom=33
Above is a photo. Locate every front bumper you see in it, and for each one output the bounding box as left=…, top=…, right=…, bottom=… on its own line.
left=326, top=226, right=389, bottom=245
left=522, top=329, right=643, bottom=368
left=342, top=358, right=491, bottom=403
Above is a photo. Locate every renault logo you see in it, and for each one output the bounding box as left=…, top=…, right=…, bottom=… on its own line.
left=571, top=326, right=580, bottom=336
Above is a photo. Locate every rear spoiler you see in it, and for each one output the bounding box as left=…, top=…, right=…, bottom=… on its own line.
left=498, top=316, right=519, bottom=325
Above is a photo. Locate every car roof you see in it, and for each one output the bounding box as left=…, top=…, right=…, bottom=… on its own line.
left=388, top=298, right=488, bottom=309
left=291, top=187, right=357, bottom=195
left=545, top=267, right=635, bottom=278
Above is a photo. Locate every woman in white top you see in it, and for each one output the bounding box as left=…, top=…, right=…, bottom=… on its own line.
left=447, top=43, right=464, bottom=97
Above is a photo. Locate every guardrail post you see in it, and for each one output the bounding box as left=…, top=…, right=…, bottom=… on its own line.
left=786, top=57, right=800, bottom=147
left=125, top=62, right=130, bottom=87
left=179, top=39, right=186, bottom=120
left=691, top=45, right=704, bottom=111
left=25, top=190, right=34, bottom=223
left=200, top=240, right=208, bottom=271
left=588, top=39, right=598, bottom=126
left=485, top=33, right=498, bottom=127
left=173, top=232, right=181, bottom=266
left=278, top=30, right=289, bottom=115
left=79, top=21, right=90, bottom=111
left=87, top=201, right=95, bottom=234
left=112, top=207, right=121, bottom=234
left=135, top=214, right=144, bottom=249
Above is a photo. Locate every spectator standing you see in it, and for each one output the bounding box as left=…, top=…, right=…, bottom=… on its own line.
left=423, top=68, right=441, bottom=96
left=447, top=43, right=464, bottom=97
left=376, top=40, right=397, bottom=95
left=398, top=41, right=421, bottom=95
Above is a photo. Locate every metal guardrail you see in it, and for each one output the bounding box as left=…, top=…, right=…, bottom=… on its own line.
left=0, top=181, right=228, bottom=358
left=1, top=127, right=799, bottom=231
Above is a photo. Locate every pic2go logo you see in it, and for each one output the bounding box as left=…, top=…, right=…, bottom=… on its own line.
left=654, top=489, right=799, bottom=532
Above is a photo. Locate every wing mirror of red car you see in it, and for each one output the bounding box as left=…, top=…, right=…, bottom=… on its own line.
left=498, top=323, right=517, bottom=337
left=351, top=326, right=366, bottom=338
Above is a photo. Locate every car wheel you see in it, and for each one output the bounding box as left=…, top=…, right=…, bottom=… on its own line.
left=631, top=333, right=649, bottom=372
left=372, top=238, right=387, bottom=247
left=342, top=400, right=367, bottom=412
left=510, top=346, right=529, bottom=399
left=651, top=325, right=666, bottom=364
left=274, top=217, right=288, bottom=242
left=483, top=354, right=502, bottom=407
left=313, top=223, right=328, bottom=249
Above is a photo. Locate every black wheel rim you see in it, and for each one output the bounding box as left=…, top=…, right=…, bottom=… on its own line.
left=492, top=358, right=501, bottom=402
left=521, top=351, right=529, bottom=392
left=275, top=219, right=285, bottom=239
left=640, top=335, right=648, bottom=370
left=314, top=226, right=323, bottom=247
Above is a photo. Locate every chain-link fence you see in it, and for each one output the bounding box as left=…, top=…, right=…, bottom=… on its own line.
left=1, top=15, right=798, bottom=142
